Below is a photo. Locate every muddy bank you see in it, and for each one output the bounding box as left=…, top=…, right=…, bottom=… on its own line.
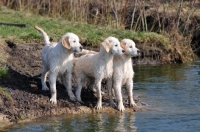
left=0, top=42, right=146, bottom=128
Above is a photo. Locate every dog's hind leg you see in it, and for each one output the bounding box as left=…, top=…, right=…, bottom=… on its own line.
left=41, top=67, right=49, bottom=91
left=87, top=78, right=96, bottom=92
left=107, top=78, right=116, bottom=108
left=75, top=77, right=83, bottom=102
left=63, top=72, right=76, bottom=101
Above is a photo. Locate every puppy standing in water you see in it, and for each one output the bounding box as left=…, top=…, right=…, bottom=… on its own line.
left=34, top=26, right=83, bottom=104
left=73, top=37, right=124, bottom=109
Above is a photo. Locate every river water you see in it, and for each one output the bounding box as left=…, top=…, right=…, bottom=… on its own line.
left=5, top=61, right=200, bottom=132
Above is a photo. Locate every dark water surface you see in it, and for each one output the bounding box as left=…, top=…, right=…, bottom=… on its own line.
left=5, top=61, right=200, bottom=132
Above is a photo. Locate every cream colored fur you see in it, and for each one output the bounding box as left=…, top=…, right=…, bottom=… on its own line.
left=111, top=39, right=140, bottom=111
left=73, top=37, right=124, bottom=109
left=79, top=39, right=140, bottom=111
left=34, top=26, right=83, bottom=104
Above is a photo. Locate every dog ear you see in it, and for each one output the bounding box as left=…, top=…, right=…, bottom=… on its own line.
left=62, top=36, right=71, bottom=49
left=102, top=41, right=110, bottom=53
left=120, top=42, right=126, bottom=50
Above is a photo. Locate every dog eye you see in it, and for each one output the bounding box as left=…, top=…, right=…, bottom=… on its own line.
left=73, top=40, right=76, bottom=43
left=130, top=46, right=132, bottom=48
left=115, top=44, right=118, bottom=47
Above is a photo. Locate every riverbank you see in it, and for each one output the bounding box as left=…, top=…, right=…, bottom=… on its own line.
left=0, top=42, right=147, bottom=129
left=3, top=61, right=200, bottom=131
left=0, top=3, right=199, bottom=128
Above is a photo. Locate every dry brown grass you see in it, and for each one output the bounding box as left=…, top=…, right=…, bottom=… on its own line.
left=0, top=37, right=8, bottom=67
left=165, top=30, right=196, bottom=63
left=2, top=0, right=200, bottom=38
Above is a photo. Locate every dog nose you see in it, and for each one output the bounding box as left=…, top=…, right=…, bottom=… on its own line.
left=80, top=46, right=83, bottom=51
left=137, top=50, right=140, bottom=54
left=122, top=50, right=125, bottom=53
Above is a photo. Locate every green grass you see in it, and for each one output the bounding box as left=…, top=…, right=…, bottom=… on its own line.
left=0, top=6, right=171, bottom=48
left=0, top=87, right=12, bottom=102
left=0, top=67, right=8, bottom=78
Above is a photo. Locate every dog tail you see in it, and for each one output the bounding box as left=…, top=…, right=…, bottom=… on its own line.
left=34, top=25, right=50, bottom=45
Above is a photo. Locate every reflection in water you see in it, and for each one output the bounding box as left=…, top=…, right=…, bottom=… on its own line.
left=7, top=113, right=137, bottom=132
left=6, top=61, right=200, bottom=132
left=65, top=113, right=137, bottom=132
left=114, top=113, right=137, bottom=132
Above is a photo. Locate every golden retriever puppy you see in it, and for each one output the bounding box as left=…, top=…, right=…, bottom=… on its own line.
left=34, top=26, right=83, bottom=104
left=73, top=37, right=124, bottom=109
left=111, top=39, right=140, bottom=111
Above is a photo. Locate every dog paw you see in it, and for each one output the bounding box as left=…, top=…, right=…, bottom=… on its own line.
left=42, top=86, right=49, bottom=91
left=130, top=102, right=137, bottom=108
left=69, top=95, right=77, bottom=101
left=118, top=103, right=125, bottom=112
left=50, top=98, right=57, bottom=104
left=95, top=102, right=102, bottom=110
left=76, top=98, right=83, bottom=103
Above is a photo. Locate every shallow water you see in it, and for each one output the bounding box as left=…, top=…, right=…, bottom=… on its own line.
left=5, top=61, right=200, bottom=132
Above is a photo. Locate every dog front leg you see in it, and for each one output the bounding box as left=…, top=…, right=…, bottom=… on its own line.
left=64, top=72, right=76, bottom=101
left=126, top=79, right=137, bottom=108
left=114, top=81, right=124, bottom=112
left=49, top=73, right=57, bottom=104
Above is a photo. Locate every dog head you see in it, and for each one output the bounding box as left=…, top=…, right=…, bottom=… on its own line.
left=120, top=39, right=140, bottom=57
left=61, top=33, right=83, bottom=52
left=102, top=37, right=124, bottom=55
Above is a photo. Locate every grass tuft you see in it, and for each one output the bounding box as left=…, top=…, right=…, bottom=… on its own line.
left=0, top=67, right=8, bottom=78
left=0, top=87, right=12, bottom=102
